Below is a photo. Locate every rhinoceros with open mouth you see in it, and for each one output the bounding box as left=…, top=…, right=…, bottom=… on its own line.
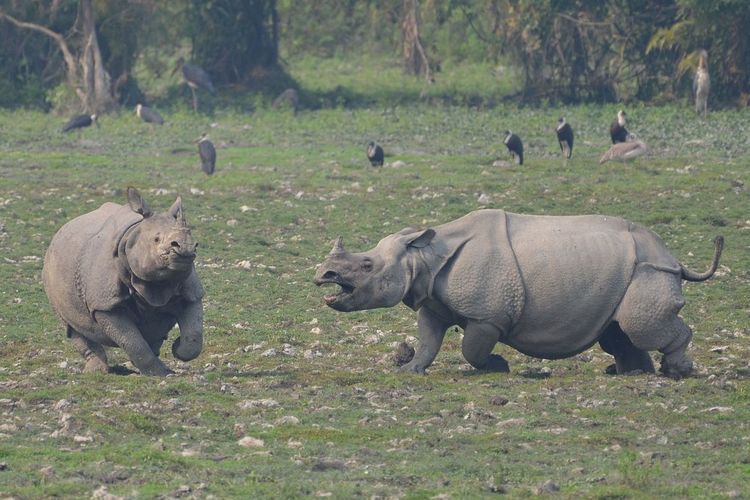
left=315, top=209, right=723, bottom=378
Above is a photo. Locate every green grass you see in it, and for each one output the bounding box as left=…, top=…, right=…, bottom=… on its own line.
left=0, top=56, right=748, bottom=498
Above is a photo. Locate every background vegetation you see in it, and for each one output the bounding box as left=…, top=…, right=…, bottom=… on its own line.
left=0, top=0, right=749, bottom=110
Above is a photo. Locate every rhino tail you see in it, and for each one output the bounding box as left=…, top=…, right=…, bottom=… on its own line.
left=681, top=235, right=724, bottom=282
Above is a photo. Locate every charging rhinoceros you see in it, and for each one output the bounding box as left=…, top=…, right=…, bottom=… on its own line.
left=314, top=209, right=723, bottom=378
left=43, top=187, right=204, bottom=375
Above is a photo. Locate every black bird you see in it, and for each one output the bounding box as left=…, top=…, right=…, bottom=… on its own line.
left=173, top=57, right=216, bottom=111
left=367, top=142, right=384, bottom=167
left=197, top=134, right=216, bottom=175
left=503, top=130, right=523, bottom=165
left=609, top=110, right=629, bottom=144
left=555, top=117, right=574, bottom=159
left=135, top=104, right=164, bottom=125
left=62, top=113, right=98, bottom=133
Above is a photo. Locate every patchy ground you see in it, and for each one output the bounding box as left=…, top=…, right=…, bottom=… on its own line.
left=0, top=98, right=748, bottom=497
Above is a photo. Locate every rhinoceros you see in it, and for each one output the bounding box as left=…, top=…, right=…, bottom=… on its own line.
left=42, top=187, right=204, bottom=376
left=314, top=209, right=723, bottom=378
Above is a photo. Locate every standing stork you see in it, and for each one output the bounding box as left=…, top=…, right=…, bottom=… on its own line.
left=693, top=49, right=710, bottom=117
left=555, top=117, right=574, bottom=159
left=196, top=134, right=216, bottom=175
left=135, top=104, right=164, bottom=125
left=609, top=110, right=629, bottom=144
left=503, top=130, right=524, bottom=165
left=62, top=113, right=98, bottom=134
left=367, top=142, right=384, bottom=167
left=173, top=57, right=216, bottom=112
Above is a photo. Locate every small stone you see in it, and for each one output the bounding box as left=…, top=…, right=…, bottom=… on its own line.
left=489, top=396, right=509, bottom=406
left=390, top=160, right=406, bottom=169
left=238, top=436, right=265, bottom=448
left=275, top=415, right=300, bottom=425
left=311, top=459, right=346, bottom=471
left=393, top=342, right=415, bottom=366
left=538, top=480, right=560, bottom=494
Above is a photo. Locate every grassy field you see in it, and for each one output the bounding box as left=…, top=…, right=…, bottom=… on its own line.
left=0, top=57, right=748, bottom=498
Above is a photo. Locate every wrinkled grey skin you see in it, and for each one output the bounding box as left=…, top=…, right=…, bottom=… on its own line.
left=315, top=209, right=723, bottom=378
left=43, top=187, right=204, bottom=375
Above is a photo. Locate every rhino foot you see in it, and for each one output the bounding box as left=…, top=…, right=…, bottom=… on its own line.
left=477, top=354, right=510, bottom=373
left=659, top=355, right=693, bottom=380
left=84, top=357, right=109, bottom=374
left=398, top=361, right=427, bottom=374
left=139, top=358, right=175, bottom=376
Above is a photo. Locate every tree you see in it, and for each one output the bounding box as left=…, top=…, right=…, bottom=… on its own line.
left=0, top=0, right=115, bottom=112
left=401, top=0, right=434, bottom=82
left=187, top=0, right=281, bottom=86
left=647, top=0, right=750, bottom=104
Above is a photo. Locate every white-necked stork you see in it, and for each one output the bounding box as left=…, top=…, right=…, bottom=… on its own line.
left=609, top=110, right=629, bottom=144
left=197, top=134, right=216, bottom=175
left=599, top=137, right=647, bottom=164
left=367, top=142, right=384, bottom=167
left=503, top=130, right=523, bottom=165
left=62, top=113, right=98, bottom=133
left=135, top=104, right=164, bottom=125
left=174, top=57, right=216, bottom=111
left=556, top=117, right=574, bottom=159
left=693, top=49, right=710, bottom=117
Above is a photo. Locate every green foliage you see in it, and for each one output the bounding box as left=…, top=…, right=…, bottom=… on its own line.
left=647, top=0, right=750, bottom=103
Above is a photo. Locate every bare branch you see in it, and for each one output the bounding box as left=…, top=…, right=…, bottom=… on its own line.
left=0, top=10, right=79, bottom=86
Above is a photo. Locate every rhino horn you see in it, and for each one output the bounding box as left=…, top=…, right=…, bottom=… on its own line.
left=329, top=236, right=346, bottom=256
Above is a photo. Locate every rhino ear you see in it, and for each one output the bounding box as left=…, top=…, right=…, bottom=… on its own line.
left=406, top=229, right=435, bottom=249
left=168, top=196, right=183, bottom=219
left=127, top=187, right=153, bottom=218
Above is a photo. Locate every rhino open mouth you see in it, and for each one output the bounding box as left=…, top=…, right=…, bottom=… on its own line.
left=314, top=272, right=355, bottom=306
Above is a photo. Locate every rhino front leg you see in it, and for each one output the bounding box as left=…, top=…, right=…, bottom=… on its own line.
left=68, top=327, right=109, bottom=373
left=462, top=322, right=509, bottom=372
left=172, top=300, right=204, bottom=362
left=94, top=311, right=174, bottom=376
left=399, top=307, right=450, bottom=374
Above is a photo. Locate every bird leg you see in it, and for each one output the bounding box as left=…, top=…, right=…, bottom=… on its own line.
left=191, top=87, right=198, bottom=112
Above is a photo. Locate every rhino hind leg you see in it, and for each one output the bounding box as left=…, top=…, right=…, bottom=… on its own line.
left=462, top=322, right=509, bottom=373
left=68, top=327, right=109, bottom=373
left=656, top=317, right=694, bottom=379
left=615, top=268, right=693, bottom=379
left=599, top=322, right=655, bottom=375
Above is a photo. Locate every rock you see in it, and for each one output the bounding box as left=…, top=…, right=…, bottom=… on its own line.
left=237, top=436, right=265, bottom=448
left=489, top=395, right=509, bottom=406
left=311, top=459, right=346, bottom=471
left=393, top=342, right=415, bottom=366
left=538, top=480, right=560, bottom=494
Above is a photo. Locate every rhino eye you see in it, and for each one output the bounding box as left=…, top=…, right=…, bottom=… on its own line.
left=362, top=259, right=373, bottom=272
left=154, top=235, right=161, bottom=243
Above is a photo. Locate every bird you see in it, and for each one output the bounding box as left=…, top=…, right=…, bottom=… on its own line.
left=609, top=110, right=629, bottom=144
left=197, top=134, right=216, bottom=175
left=173, top=57, right=215, bottom=112
left=367, top=142, right=384, bottom=167
left=62, top=113, right=98, bottom=133
left=599, top=136, right=647, bottom=164
left=693, top=49, right=710, bottom=117
left=503, top=130, right=523, bottom=165
left=273, top=88, right=300, bottom=114
left=555, top=117, right=574, bottom=159
left=135, top=104, right=164, bottom=125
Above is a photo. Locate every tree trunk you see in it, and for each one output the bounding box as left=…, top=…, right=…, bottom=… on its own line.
left=79, top=0, right=115, bottom=112
left=0, top=1, right=114, bottom=113
left=401, top=0, right=433, bottom=83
